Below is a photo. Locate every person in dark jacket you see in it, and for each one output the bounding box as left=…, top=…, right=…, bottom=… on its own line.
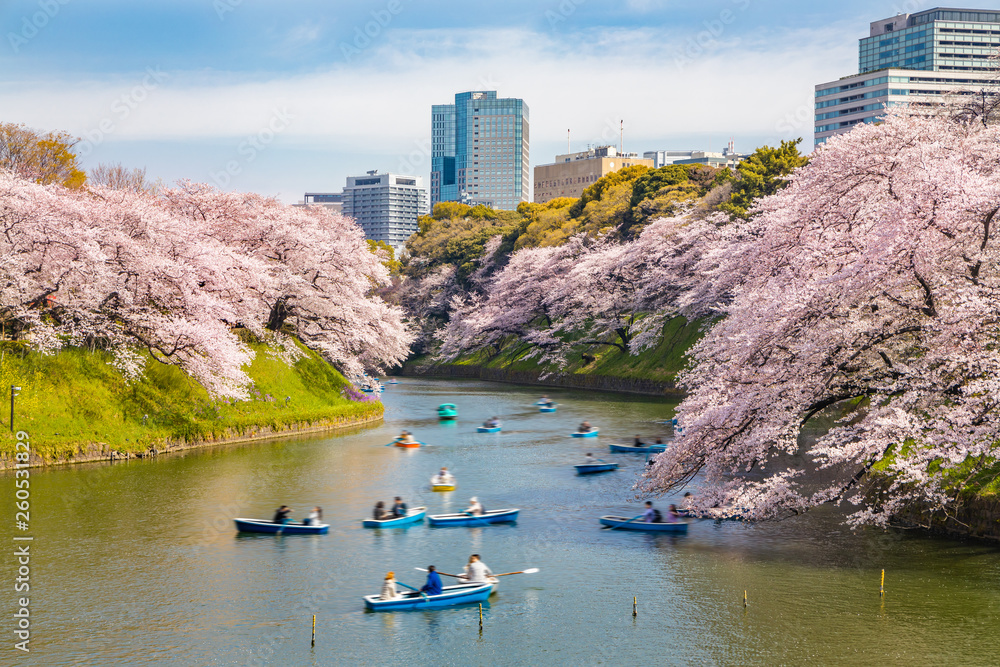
left=420, top=566, right=443, bottom=596
left=392, top=497, right=408, bottom=517
left=272, top=505, right=292, bottom=524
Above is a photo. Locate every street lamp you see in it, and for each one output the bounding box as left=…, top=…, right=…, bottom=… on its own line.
left=10, top=385, right=21, bottom=433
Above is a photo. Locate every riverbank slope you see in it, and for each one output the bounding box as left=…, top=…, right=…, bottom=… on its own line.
left=0, top=341, right=381, bottom=468
left=402, top=316, right=702, bottom=396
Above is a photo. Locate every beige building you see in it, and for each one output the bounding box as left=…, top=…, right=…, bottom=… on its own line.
left=534, top=145, right=653, bottom=204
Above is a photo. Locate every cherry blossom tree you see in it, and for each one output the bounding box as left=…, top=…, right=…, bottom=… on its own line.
left=0, top=173, right=412, bottom=397
left=641, top=109, right=1000, bottom=526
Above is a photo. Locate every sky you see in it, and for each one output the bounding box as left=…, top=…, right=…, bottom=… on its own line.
left=2, top=0, right=995, bottom=203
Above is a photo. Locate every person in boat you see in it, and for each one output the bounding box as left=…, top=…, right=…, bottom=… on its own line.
left=305, top=506, right=323, bottom=526
left=397, top=430, right=416, bottom=445
left=464, top=497, right=484, bottom=516
left=420, top=565, right=443, bottom=596
left=642, top=501, right=663, bottom=523
left=633, top=435, right=645, bottom=447
left=272, top=505, right=292, bottom=524
left=459, top=554, right=493, bottom=584
left=578, top=421, right=593, bottom=433
left=433, top=467, right=455, bottom=485
left=667, top=504, right=681, bottom=523
left=373, top=501, right=390, bottom=520
left=483, top=416, right=500, bottom=428
left=584, top=453, right=599, bottom=464
left=379, top=572, right=399, bottom=600
left=655, top=438, right=664, bottom=446
left=539, top=395, right=553, bottom=406
left=392, top=497, right=408, bottom=517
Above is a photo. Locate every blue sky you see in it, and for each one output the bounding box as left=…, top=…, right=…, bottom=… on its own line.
left=1, top=0, right=991, bottom=202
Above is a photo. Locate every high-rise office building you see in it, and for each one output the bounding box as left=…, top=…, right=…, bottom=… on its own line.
left=815, top=8, right=1000, bottom=145
left=342, top=171, right=428, bottom=253
left=431, top=91, right=529, bottom=210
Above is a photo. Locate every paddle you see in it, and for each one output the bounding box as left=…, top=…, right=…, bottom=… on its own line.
left=395, top=580, right=429, bottom=601
left=416, top=567, right=539, bottom=578
left=603, top=514, right=644, bottom=530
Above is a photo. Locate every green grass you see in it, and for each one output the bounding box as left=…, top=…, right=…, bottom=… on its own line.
left=423, top=316, right=704, bottom=385
left=0, top=340, right=381, bottom=462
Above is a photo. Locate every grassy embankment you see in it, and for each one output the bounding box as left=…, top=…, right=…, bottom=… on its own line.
left=0, top=339, right=381, bottom=464
left=412, top=316, right=704, bottom=390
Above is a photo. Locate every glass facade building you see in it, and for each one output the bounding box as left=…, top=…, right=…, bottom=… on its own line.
left=431, top=91, right=529, bottom=211
left=816, top=8, right=1000, bottom=146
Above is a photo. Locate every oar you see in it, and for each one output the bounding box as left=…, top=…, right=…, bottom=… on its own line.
left=415, top=567, right=462, bottom=578
left=396, top=581, right=429, bottom=601
left=603, top=514, right=644, bottom=530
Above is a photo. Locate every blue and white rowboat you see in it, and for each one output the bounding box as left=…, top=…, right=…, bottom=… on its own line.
left=427, top=509, right=519, bottom=526
left=571, top=429, right=599, bottom=438
left=539, top=406, right=557, bottom=413
left=362, top=507, right=427, bottom=528
left=609, top=443, right=667, bottom=453
left=233, top=518, right=329, bottom=535
left=477, top=425, right=501, bottom=433
left=364, top=580, right=497, bottom=611
left=575, top=462, right=619, bottom=474
left=598, top=516, right=689, bottom=533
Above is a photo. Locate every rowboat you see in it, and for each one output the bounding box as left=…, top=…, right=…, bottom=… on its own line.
left=438, top=403, right=458, bottom=419
left=428, top=508, right=519, bottom=526
left=431, top=475, right=456, bottom=491
left=575, top=462, right=619, bottom=474
left=386, top=379, right=399, bottom=385
left=571, top=429, right=599, bottom=438
left=233, top=518, right=329, bottom=535
left=390, top=439, right=423, bottom=448
left=598, top=516, right=689, bottom=533
left=609, top=443, right=666, bottom=453
left=539, top=405, right=557, bottom=413
left=362, top=507, right=427, bottom=528
left=364, top=579, right=497, bottom=611
left=477, top=425, right=501, bottom=433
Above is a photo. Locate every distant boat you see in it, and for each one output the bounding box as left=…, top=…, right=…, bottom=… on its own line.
left=362, top=507, right=427, bottom=528
left=431, top=474, right=456, bottom=491
left=575, top=462, right=619, bottom=474
left=363, top=580, right=497, bottom=611
left=438, top=403, right=458, bottom=420
left=477, top=425, right=501, bottom=433
left=609, top=443, right=667, bottom=453
left=427, top=509, right=519, bottom=526
left=233, top=518, right=329, bottom=535
left=390, top=438, right=423, bottom=448
left=571, top=429, right=599, bottom=438
left=386, top=379, right=399, bottom=385
left=598, top=516, right=689, bottom=533
left=539, top=405, right=556, bottom=413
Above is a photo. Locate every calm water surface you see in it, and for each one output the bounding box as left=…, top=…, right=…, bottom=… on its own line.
left=3, top=379, right=999, bottom=666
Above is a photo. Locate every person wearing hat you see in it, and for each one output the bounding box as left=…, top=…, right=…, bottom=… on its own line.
left=379, top=572, right=399, bottom=600
left=464, top=497, right=483, bottom=516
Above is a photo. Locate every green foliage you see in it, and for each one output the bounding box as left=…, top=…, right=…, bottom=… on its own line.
left=626, top=164, right=722, bottom=232
left=0, top=122, right=86, bottom=189
left=568, top=164, right=650, bottom=218
left=0, top=341, right=381, bottom=461
left=366, top=239, right=401, bottom=274
left=717, top=139, right=809, bottom=220
left=405, top=205, right=522, bottom=281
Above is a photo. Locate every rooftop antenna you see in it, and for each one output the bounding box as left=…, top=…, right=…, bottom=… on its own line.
left=620, top=120, right=623, bottom=155
left=567, top=128, right=571, bottom=154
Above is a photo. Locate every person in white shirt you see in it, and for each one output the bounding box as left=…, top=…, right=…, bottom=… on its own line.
left=305, top=506, right=322, bottom=526
left=464, top=497, right=483, bottom=516
left=379, top=572, right=399, bottom=600
left=433, top=467, right=455, bottom=485
left=459, top=554, right=493, bottom=584
left=584, top=453, right=599, bottom=463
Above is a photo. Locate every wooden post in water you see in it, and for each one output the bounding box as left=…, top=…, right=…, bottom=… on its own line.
left=479, top=603, right=483, bottom=631
left=743, top=590, right=747, bottom=608
left=880, top=569, right=884, bottom=598
left=633, top=596, right=637, bottom=617
left=311, top=615, right=316, bottom=647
